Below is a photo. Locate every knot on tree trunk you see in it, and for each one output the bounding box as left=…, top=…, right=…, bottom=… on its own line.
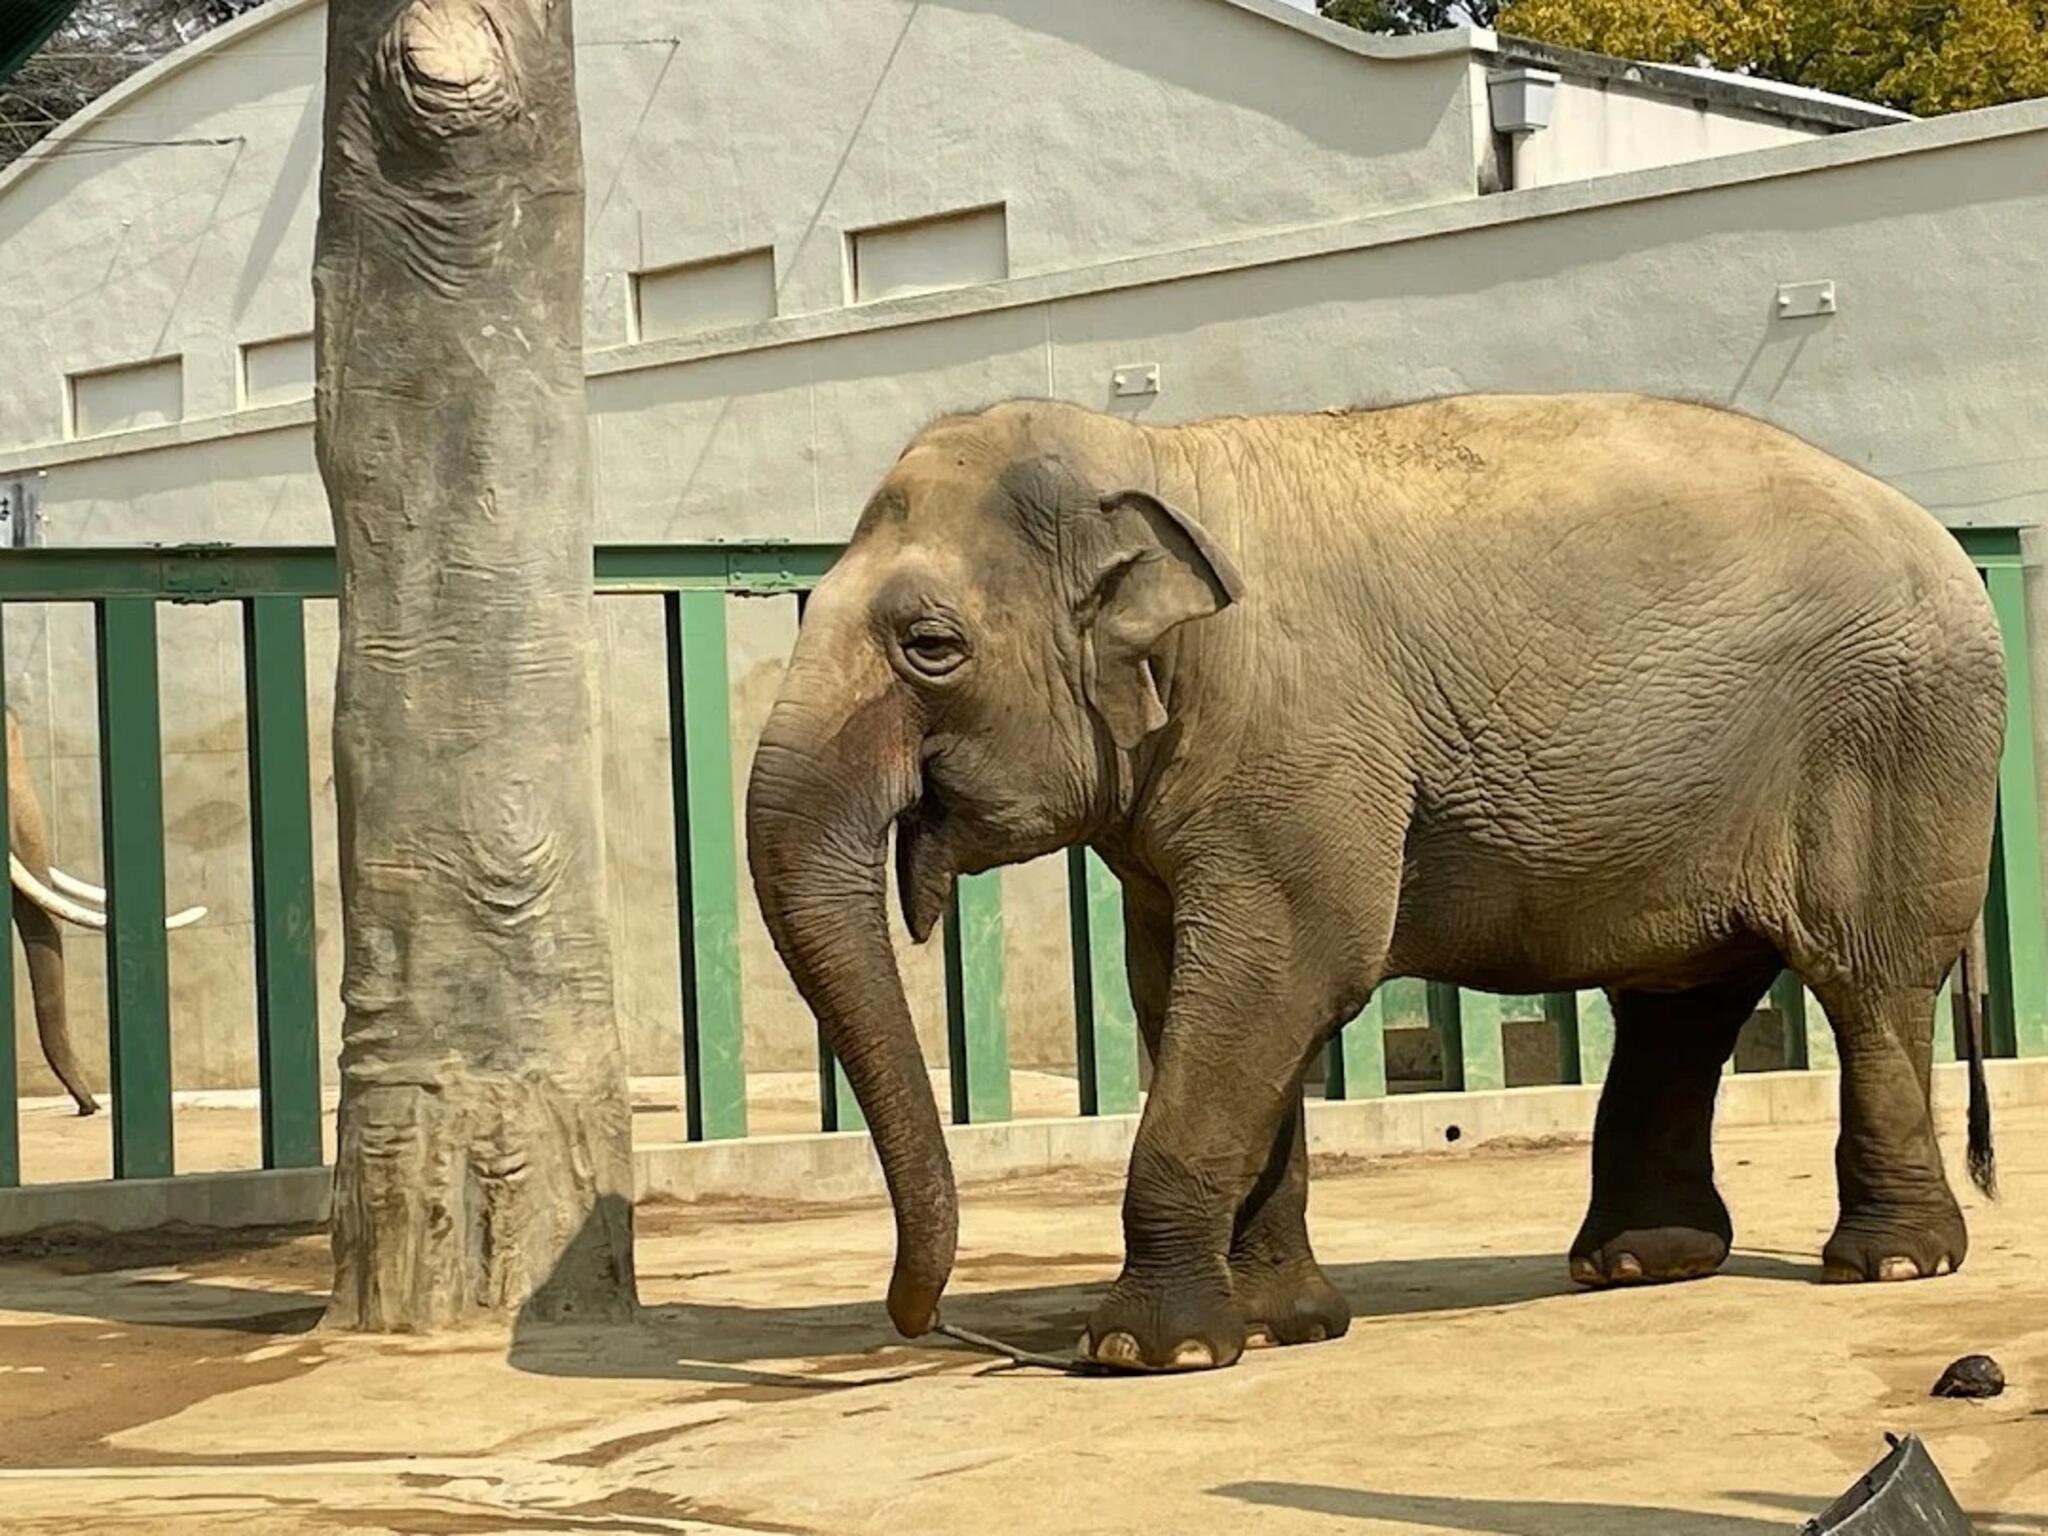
left=379, top=0, right=521, bottom=136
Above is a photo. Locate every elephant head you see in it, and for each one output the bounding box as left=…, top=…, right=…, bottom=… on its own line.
left=6, top=708, right=208, bottom=1115
left=744, top=404, right=1241, bottom=1336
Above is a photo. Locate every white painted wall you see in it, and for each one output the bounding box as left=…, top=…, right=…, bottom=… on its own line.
left=1509, top=74, right=1829, bottom=189
left=0, top=0, right=1996, bottom=1118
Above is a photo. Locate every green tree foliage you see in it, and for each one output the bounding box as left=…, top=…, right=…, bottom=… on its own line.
left=1320, top=2, right=1501, bottom=32
left=0, top=0, right=265, bottom=168
left=1325, top=0, right=2048, bottom=115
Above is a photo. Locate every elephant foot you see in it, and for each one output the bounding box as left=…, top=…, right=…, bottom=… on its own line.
left=1077, top=1268, right=1245, bottom=1374
left=1569, top=1226, right=1729, bottom=1287
left=1231, top=1256, right=1351, bottom=1349
left=1820, top=1201, right=1966, bottom=1284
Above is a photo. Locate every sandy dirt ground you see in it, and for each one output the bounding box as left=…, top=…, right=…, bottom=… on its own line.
left=2, top=1108, right=2045, bottom=1535
left=11, top=1069, right=1089, bottom=1185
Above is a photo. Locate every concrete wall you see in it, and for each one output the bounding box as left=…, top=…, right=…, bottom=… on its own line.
left=1507, top=74, right=1828, bottom=189
left=0, top=0, right=2029, bottom=1100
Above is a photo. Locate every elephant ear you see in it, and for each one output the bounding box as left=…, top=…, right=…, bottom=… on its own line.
left=1076, top=489, right=1244, bottom=750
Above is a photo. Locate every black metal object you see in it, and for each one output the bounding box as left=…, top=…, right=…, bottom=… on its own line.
left=1800, top=1434, right=1973, bottom=1535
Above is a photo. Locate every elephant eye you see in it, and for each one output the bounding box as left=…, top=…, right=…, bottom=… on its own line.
left=899, top=621, right=969, bottom=679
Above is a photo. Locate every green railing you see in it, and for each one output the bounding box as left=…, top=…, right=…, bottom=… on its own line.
left=0, top=530, right=2041, bottom=1186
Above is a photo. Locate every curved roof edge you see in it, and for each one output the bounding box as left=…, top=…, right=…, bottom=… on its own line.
left=0, top=0, right=322, bottom=202
left=0, top=0, right=1483, bottom=206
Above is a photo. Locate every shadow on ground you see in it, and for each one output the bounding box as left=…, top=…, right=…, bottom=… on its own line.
left=505, top=1248, right=1813, bottom=1385
left=1215, top=1481, right=1793, bottom=1534
left=1215, top=1482, right=2048, bottom=1535
left=0, top=1226, right=1816, bottom=1384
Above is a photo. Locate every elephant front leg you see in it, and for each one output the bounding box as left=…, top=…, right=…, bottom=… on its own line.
left=1230, top=1091, right=1350, bottom=1348
left=1570, top=973, right=1766, bottom=1286
left=1113, top=884, right=1349, bottom=1357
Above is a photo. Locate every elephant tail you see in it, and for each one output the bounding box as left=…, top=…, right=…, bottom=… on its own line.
left=1956, top=915, right=1998, bottom=1201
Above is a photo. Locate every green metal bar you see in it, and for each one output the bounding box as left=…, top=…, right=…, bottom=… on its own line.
left=0, top=619, right=15, bottom=1189
left=1443, top=988, right=1505, bottom=1092
left=1545, top=992, right=1582, bottom=1085
left=816, top=1020, right=865, bottom=1134
left=1574, top=989, right=1615, bottom=1084
left=1068, top=848, right=1140, bottom=1116
left=242, top=598, right=323, bottom=1170
left=1984, top=563, right=2048, bottom=1057
left=665, top=591, right=747, bottom=1141
left=1933, top=971, right=1958, bottom=1066
left=1770, top=970, right=1809, bottom=1070
left=0, top=544, right=847, bottom=603
left=943, top=870, right=1010, bottom=1124
left=1325, top=993, right=1388, bottom=1100
left=96, top=598, right=173, bottom=1179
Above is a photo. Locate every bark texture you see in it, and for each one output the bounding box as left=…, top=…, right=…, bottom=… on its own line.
left=314, top=0, right=634, bottom=1330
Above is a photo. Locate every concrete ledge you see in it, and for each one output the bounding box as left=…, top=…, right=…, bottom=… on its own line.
left=7, top=1058, right=2046, bottom=1238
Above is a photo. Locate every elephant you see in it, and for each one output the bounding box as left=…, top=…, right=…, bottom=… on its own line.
left=6, top=706, right=206, bottom=1115
left=744, top=392, right=2004, bottom=1374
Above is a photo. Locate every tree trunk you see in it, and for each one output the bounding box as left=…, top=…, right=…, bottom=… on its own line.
left=313, top=0, right=634, bottom=1330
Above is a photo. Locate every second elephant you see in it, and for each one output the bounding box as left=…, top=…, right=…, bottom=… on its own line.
left=6, top=707, right=207, bottom=1115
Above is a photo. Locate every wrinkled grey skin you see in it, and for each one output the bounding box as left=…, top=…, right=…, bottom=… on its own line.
left=745, top=393, right=2004, bottom=1374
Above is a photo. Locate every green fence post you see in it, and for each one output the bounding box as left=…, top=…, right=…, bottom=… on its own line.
left=1443, top=988, right=1506, bottom=1092
left=1544, top=992, right=1582, bottom=1085
left=243, top=598, right=323, bottom=1169
left=1325, top=991, right=1388, bottom=1100
left=1068, top=848, right=1140, bottom=1116
left=1574, top=989, right=1615, bottom=1084
left=1933, top=971, right=1958, bottom=1066
left=0, top=619, right=15, bottom=1189
left=665, top=590, right=746, bottom=1141
left=944, top=870, right=1010, bottom=1123
left=97, top=597, right=173, bottom=1179
left=1984, top=563, right=2048, bottom=1057
left=1766, top=970, right=1810, bottom=1071
left=816, top=1022, right=865, bottom=1134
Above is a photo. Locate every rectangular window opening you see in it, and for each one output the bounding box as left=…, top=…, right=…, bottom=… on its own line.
left=67, top=355, right=183, bottom=440
left=848, top=203, right=1008, bottom=304
left=239, top=332, right=315, bottom=409
left=632, top=247, right=778, bottom=343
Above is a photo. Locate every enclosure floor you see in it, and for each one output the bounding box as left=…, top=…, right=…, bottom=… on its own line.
left=9, top=1068, right=1091, bottom=1185
left=2, top=1110, right=2044, bottom=1535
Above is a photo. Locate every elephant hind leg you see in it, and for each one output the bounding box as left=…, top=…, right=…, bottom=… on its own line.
left=1570, top=965, right=1775, bottom=1288
left=14, top=894, right=96, bottom=1116
left=1810, top=978, right=1964, bottom=1283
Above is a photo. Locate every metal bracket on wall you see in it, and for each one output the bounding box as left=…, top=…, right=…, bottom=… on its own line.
left=1776, top=280, right=1838, bottom=319
left=1111, top=364, right=1161, bottom=398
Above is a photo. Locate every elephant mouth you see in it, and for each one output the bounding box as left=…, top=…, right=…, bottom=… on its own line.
left=894, top=793, right=957, bottom=944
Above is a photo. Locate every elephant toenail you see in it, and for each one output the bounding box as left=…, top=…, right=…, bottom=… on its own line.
left=1095, top=1331, right=1144, bottom=1368
left=1933, top=1255, right=1954, bottom=1276
left=1075, top=1330, right=1093, bottom=1358
left=1244, top=1325, right=1274, bottom=1349
left=1305, top=1324, right=1327, bottom=1343
left=1612, top=1253, right=1643, bottom=1281
left=1168, top=1341, right=1215, bottom=1370
left=1568, top=1257, right=1603, bottom=1286
left=1877, top=1257, right=1920, bottom=1282
left=1821, top=1263, right=1863, bottom=1284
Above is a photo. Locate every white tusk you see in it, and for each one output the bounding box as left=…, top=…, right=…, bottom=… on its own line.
left=9, top=855, right=107, bottom=929
left=48, top=866, right=106, bottom=903
left=12, top=859, right=207, bottom=932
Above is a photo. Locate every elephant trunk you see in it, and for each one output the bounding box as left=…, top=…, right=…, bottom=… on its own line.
left=745, top=671, right=955, bottom=1338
